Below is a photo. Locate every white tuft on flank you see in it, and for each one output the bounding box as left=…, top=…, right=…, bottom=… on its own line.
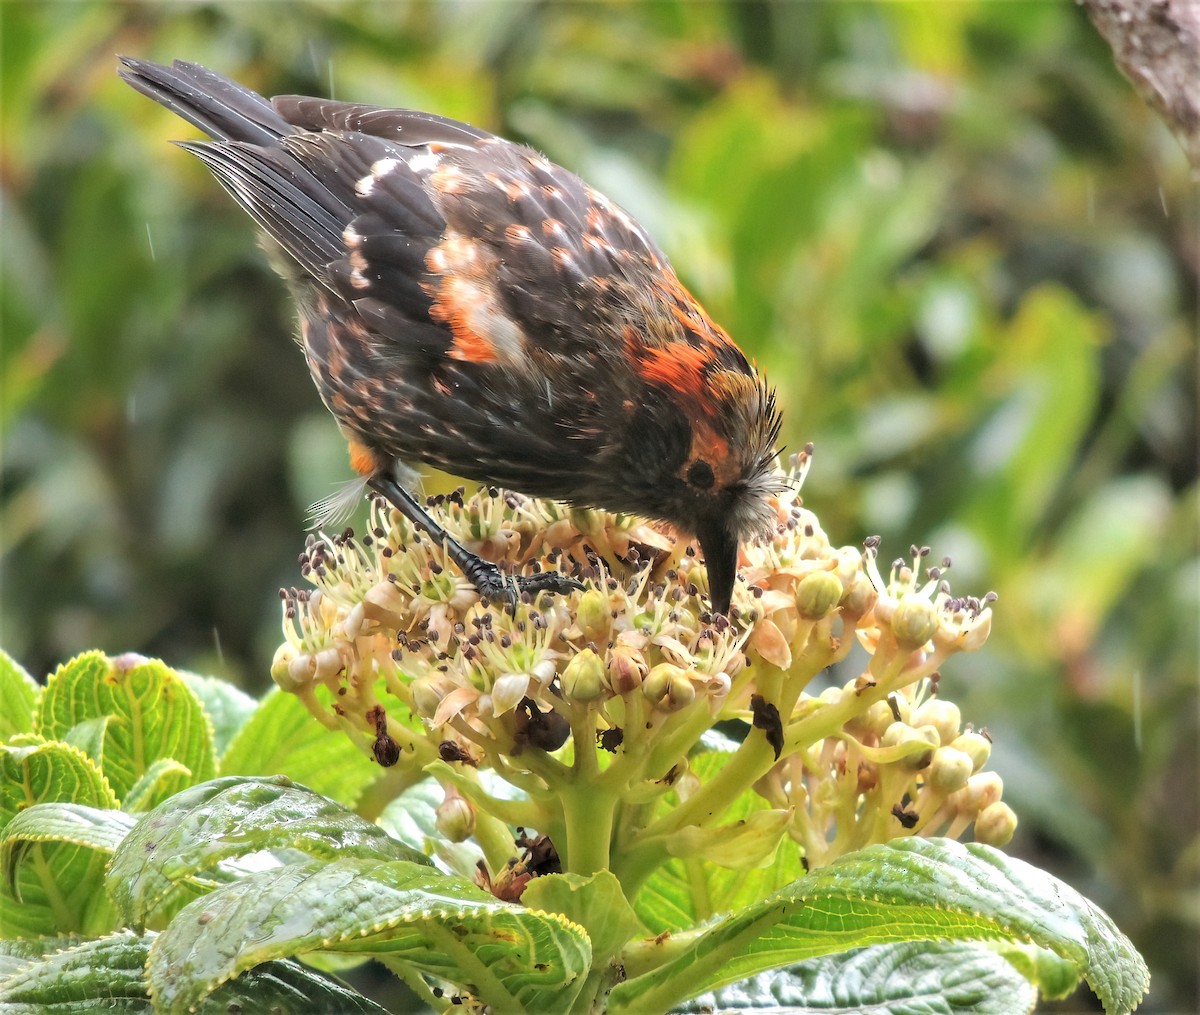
left=406, top=150, right=440, bottom=175
left=342, top=223, right=361, bottom=248
left=307, top=476, right=372, bottom=530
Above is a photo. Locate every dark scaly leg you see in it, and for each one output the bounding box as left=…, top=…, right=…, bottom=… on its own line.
left=367, top=472, right=584, bottom=609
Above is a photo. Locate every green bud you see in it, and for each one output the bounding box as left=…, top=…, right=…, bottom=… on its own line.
left=576, top=589, right=611, bottom=642
left=881, top=721, right=939, bottom=770
left=927, top=747, right=973, bottom=794
left=796, top=570, right=843, bottom=620
left=950, top=731, right=992, bottom=772
left=950, top=771, right=1003, bottom=816
left=892, top=595, right=939, bottom=650
left=642, top=662, right=693, bottom=711
left=912, top=699, right=962, bottom=745
left=435, top=795, right=475, bottom=842
left=562, top=648, right=606, bottom=703
left=272, top=643, right=307, bottom=691
left=974, top=801, right=1018, bottom=847
left=862, top=698, right=897, bottom=739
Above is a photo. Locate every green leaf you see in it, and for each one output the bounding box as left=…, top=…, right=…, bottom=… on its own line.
left=1, top=802, right=136, bottom=883
left=178, top=670, right=257, bottom=757
left=0, top=935, right=85, bottom=978
left=0, top=740, right=119, bottom=936
left=146, top=856, right=592, bottom=1014
left=107, top=775, right=431, bottom=928
left=635, top=751, right=805, bottom=933
left=0, top=650, right=38, bottom=741
left=219, top=687, right=379, bottom=807
left=612, top=838, right=1148, bottom=1015
left=121, top=758, right=197, bottom=813
left=34, top=651, right=216, bottom=807
left=0, top=931, right=149, bottom=1013
left=0, top=929, right=395, bottom=1014
left=523, top=870, right=645, bottom=966
left=60, top=715, right=110, bottom=762
left=675, top=941, right=1038, bottom=1014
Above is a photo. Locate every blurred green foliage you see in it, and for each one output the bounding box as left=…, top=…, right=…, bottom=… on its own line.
left=1, top=1, right=1195, bottom=1010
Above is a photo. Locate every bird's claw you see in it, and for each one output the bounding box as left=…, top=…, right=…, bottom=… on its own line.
left=464, top=559, right=585, bottom=611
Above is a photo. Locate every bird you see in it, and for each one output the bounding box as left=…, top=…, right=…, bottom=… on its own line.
left=118, top=57, right=783, bottom=614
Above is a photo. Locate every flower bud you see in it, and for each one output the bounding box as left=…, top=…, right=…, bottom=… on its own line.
left=927, top=747, right=973, bottom=794
left=561, top=648, right=606, bottom=703
left=974, top=801, right=1017, bottom=847
left=891, top=595, right=939, bottom=650
left=912, top=700, right=961, bottom=746
left=795, top=570, right=843, bottom=620
left=839, top=572, right=877, bottom=621
left=642, top=663, right=694, bottom=712
left=435, top=795, right=475, bottom=842
left=575, top=589, right=611, bottom=642
left=950, top=731, right=992, bottom=772
left=606, top=644, right=647, bottom=694
left=950, top=771, right=1003, bottom=816
left=271, top=643, right=305, bottom=691
left=880, top=722, right=938, bottom=770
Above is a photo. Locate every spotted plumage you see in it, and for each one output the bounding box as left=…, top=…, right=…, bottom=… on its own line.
left=119, top=57, right=783, bottom=612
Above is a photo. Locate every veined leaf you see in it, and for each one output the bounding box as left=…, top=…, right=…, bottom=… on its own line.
left=0, top=929, right=394, bottom=1013
left=676, top=940, right=1038, bottom=1014
left=33, top=651, right=215, bottom=808
left=0, top=740, right=118, bottom=937
left=523, top=870, right=646, bottom=966
left=219, top=687, right=379, bottom=807
left=635, top=750, right=806, bottom=933
left=613, top=838, right=1148, bottom=1015
left=146, top=856, right=592, bottom=1014
left=178, top=670, right=256, bottom=757
left=1, top=802, right=136, bottom=883
left=107, top=775, right=431, bottom=928
left=0, top=651, right=38, bottom=742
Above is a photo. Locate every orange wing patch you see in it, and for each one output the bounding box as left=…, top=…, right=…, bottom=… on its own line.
left=425, top=234, right=525, bottom=365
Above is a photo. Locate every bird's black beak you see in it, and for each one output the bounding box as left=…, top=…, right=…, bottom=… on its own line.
left=696, top=519, right=738, bottom=615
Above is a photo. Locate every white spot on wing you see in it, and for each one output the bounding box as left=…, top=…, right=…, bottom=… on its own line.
left=406, top=150, right=440, bottom=175
left=356, top=157, right=402, bottom=196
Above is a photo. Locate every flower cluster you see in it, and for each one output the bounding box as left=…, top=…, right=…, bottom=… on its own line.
left=272, top=453, right=1012, bottom=884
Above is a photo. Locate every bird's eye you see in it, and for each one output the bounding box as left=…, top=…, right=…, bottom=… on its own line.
left=686, top=460, right=715, bottom=489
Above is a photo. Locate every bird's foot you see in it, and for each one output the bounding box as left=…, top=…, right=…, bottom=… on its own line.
left=463, top=556, right=585, bottom=611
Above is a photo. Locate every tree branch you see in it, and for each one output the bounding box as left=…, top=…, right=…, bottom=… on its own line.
left=1080, top=0, right=1200, bottom=169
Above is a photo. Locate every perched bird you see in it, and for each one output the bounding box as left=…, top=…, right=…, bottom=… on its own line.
left=119, top=57, right=782, bottom=613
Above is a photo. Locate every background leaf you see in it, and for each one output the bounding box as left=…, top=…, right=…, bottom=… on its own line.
left=107, top=775, right=430, bottom=928
left=146, top=857, right=592, bottom=1015
left=0, top=651, right=37, bottom=742
left=219, top=687, right=380, bottom=807
left=613, top=838, right=1148, bottom=1015
left=0, top=929, right=395, bottom=1014
left=33, top=652, right=216, bottom=809
left=676, top=940, right=1039, bottom=1014
left=0, top=740, right=119, bottom=935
